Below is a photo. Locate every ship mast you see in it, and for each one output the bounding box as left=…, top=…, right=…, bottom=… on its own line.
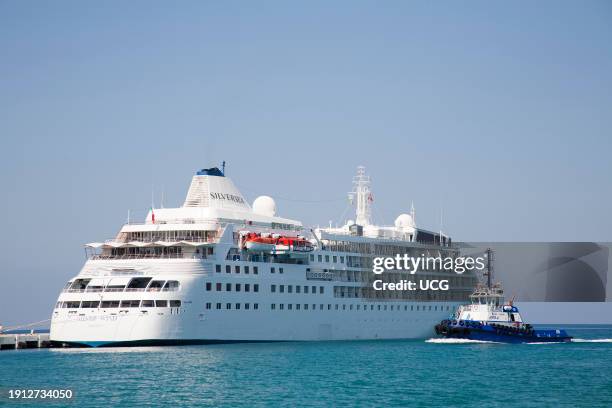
left=484, top=248, right=494, bottom=289
left=349, top=166, right=372, bottom=226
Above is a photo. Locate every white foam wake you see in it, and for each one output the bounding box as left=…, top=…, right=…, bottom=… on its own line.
left=571, top=338, right=612, bottom=343
left=425, top=338, right=497, bottom=344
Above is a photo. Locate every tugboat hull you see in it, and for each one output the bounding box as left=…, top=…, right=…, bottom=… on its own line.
left=435, top=320, right=572, bottom=344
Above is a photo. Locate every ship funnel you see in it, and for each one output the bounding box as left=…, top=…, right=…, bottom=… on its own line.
left=183, top=168, right=251, bottom=210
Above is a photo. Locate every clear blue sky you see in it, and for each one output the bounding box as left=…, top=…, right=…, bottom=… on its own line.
left=1, top=1, right=611, bottom=325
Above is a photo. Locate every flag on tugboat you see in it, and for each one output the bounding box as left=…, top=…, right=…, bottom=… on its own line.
left=151, top=208, right=155, bottom=224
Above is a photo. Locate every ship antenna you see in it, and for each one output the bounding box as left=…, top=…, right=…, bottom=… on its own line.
left=485, top=248, right=494, bottom=289
left=222, top=161, right=226, bottom=176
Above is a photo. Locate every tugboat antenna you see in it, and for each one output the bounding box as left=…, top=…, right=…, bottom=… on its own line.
left=485, top=248, right=494, bottom=289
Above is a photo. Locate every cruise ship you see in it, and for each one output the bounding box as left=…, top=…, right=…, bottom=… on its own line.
left=50, top=165, right=478, bottom=346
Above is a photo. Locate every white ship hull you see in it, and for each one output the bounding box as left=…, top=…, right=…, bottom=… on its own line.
left=50, top=259, right=460, bottom=346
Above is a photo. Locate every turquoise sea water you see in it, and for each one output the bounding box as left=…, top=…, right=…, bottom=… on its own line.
left=1, top=325, right=611, bottom=408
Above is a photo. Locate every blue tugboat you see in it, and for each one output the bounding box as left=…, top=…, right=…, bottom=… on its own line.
left=434, top=250, right=572, bottom=343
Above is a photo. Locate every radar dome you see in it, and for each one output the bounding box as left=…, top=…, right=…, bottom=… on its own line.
left=395, top=213, right=415, bottom=229
left=253, top=196, right=276, bottom=217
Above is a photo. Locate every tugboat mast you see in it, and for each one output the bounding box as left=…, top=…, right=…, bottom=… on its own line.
left=485, top=248, right=494, bottom=289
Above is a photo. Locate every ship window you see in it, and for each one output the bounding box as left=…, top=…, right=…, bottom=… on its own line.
left=384, top=305, right=387, bottom=311
left=304, top=304, right=308, bottom=310
left=121, top=300, right=140, bottom=308
left=304, top=286, right=309, bottom=294
left=254, top=303, right=258, bottom=310
left=370, top=305, right=374, bottom=311
left=411, top=305, right=414, bottom=311
left=216, top=264, right=221, bottom=273
left=280, top=285, right=285, bottom=293
left=404, top=306, right=408, bottom=311
left=254, top=284, right=259, bottom=292
left=357, top=305, right=360, bottom=310
left=55, top=301, right=62, bottom=309
left=280, top=304, right=284, bottom=310
left=296, top=304, right=301, bottom=310
left=206, top=282, right=212, bottom=291
left=214, top=283, right=221, bottom=291
left=226, top=283, right=231, bottom=292
left=318, top=255, right=322, bottom=262
left=127, top=277, right=152, bottom=291
left=271, top=304, right=276, bottom=310
left=271, top=267, right=275, bottom=274
left=216, top=303, right=221, bottom=310
left=288, top=304, right=292, bottom=310
left=325, top=255, right=330, bottom=262
left=416, top=306, right=420, bottom=311
left=236, top=284, right=241, bottom=292
left=244, top=303, right=250, bottom=310
left=342, top=305, right=346, bottom=310
left=279, top=268, right=284, bottom=274
left=142, top=300, right=154, bottom=308
left=312, top=286, right=316, bottom=294
left=310, top=255, right=314, bottom=261
left=319, top=286, right=324, bottom=294
left=335, top=304, right=339, bottom=310
left=245, top=284, right=250, bottom=292
left=226, top=303, right=231, bottom=310
left=340, top=256, right=344, bottom=263
left=170, top=300, right=181, bottom=307
left=296, top=286, right=301, bottom=294
left=226, top=265, right=231, bottom=273
left=271, top=285, right=276, bottom=293
left=446, top=306, right=450, bottom=311
left=235, top=266, right=240, bottom=274
left=377, top=305, right=381, bottom=311
left=101, top=301, right=120, bottom=308
left=63, top=281, right=73, bottom=290
left=147, top=281, right=165, bottom=292
left=320, top=304, right=324, bottom=310
left=245, top=266, right=249, bottom=274
left=288, top=285, right=293, bottom=293
left=65, top=301, right=81, bottom=308
left=70, top=279, right=90, bottom=291
left=235, top=303, right=241, bottom=310
left=333, top=256, right=337, bottom=263
left=163, top=281, right=180, bottom=292
left=156, top=300, right=168, bottom=307
left=254, top=266, right=258, bottom=274
left=390, top=305, right=394, bottom=311
left=206, top=303, right=211, bottom=310
left=82, top=301, right=100, bottom=308
left=328, top=304, right=331, bottom=310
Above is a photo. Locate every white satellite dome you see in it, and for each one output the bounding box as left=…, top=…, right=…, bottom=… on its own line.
left=395, top=213, right=415, bottom=229
left=253, top=196, right=276, bottom=217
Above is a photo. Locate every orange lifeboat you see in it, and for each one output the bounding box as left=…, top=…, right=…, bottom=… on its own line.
left=243, top=233, right=277, bottom=252
left=274, top=236, right=314, bottom=253
left=242, top=233, right=313, bottom=253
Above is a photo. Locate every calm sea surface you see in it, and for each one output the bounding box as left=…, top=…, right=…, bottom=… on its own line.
left=1, top=325, right=611, bottom=407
